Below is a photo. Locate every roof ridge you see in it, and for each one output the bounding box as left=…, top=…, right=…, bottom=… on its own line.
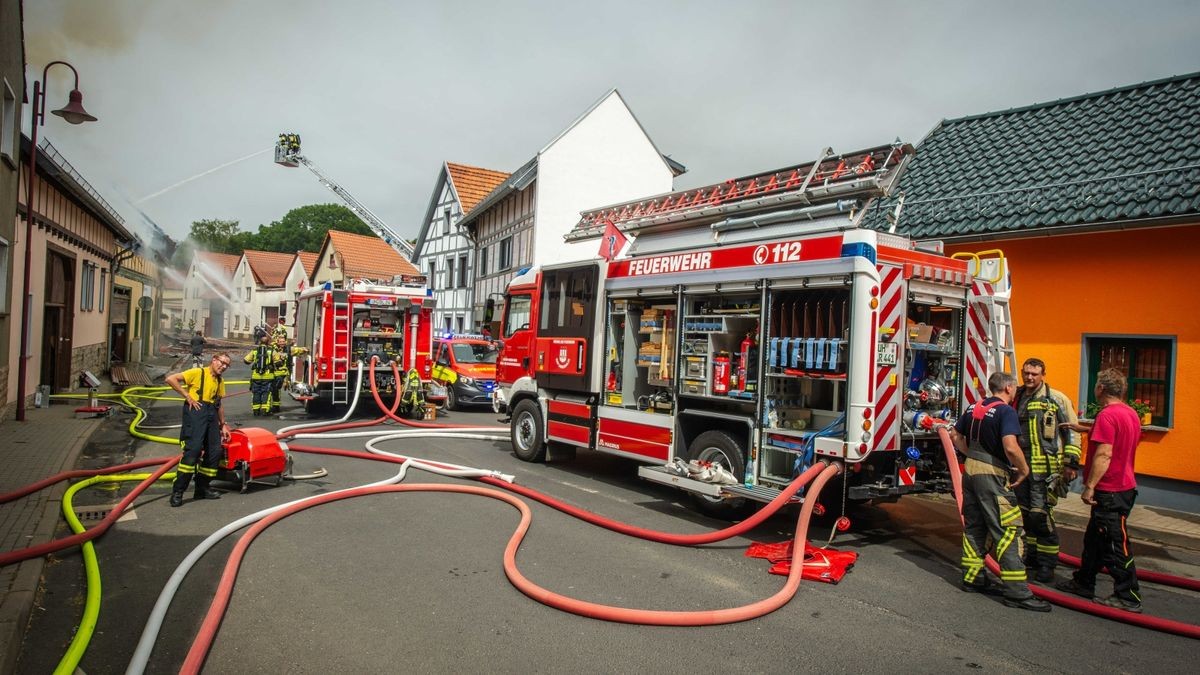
left=446, top=161, right=510, bottom=176
left=945, top=70, right=1200, bottom=125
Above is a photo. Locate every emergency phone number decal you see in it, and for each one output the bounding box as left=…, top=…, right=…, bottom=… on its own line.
left=609, top=236, right=842, bottom=278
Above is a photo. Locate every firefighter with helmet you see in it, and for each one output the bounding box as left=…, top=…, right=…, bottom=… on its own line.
left=271, top=335, right=307, bottom=413
left=164, top=353, right=232, bottom=507
left=243, top=336, right=280, bottom=416
left=1012, top=357, right=1082, bottom=583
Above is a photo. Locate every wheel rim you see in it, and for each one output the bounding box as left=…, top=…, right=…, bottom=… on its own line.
left=514, top=411, right=535, bottom=452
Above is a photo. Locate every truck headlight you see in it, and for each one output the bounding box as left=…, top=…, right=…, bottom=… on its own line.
left=460, top=375, right=475, bottom=386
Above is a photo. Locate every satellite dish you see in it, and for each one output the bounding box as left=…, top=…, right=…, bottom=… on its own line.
left=137, top=296, right=154, bottom=310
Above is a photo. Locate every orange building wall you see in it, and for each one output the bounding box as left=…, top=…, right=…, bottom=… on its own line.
left=948, top=224, right=1200, bottom=483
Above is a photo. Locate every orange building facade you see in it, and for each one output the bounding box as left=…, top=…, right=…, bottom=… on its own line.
left=949, top=223, right=1200, bottom=496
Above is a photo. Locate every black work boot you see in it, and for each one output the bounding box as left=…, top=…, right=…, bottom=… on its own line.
left=1003, top=595, right=1051, bottom=612
left=169, top=491, right=184, bottom=507
left=193, top=477, right=221, bottom=500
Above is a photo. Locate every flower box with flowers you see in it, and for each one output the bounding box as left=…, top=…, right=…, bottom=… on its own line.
left=1084, top=399, right=1154, bottom=426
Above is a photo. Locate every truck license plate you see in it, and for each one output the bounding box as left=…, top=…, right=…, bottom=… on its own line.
left=877, top=342, right=898, bottom=366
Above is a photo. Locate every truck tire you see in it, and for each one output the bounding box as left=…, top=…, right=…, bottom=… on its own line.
left=445, top=386, right=459, bottom=411
left=686, top=430, right=749, bottom=519
left=511, top=399, right=546, bottom=462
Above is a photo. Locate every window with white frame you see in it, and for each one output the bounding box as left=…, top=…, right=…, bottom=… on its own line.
left=446, top=256, right=455, bottom=289
left=1, top=79, right=15, bottom=165
left=478, top=246, right=488, bottom=278
left=443, top=207, right=452, bottom=236
left=498, top=236, right=513, bottom=271
left=458, top=255, right=468, bottom=288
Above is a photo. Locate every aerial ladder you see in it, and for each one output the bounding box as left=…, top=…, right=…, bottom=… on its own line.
left=274, top=132, right=416, bottom=260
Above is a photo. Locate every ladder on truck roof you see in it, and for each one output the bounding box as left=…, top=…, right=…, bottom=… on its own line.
left=331, top=292, right=352, bottom=405
left=273, top=133, right=416, bottom=260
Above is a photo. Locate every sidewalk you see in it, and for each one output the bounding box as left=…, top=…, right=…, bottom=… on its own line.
left=0, top=402, right=106, bottom=674
left=0, top=353, right=182, bottom=674
left=1052, top=490, right=1200, bottom=552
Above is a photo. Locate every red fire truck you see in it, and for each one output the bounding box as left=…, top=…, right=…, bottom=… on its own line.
left=493, top=142, right=1016, bottom=517
left=292, top=276, right=437, bottom=414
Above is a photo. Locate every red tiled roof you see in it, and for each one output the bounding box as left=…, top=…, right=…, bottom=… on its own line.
left=446, top=162, right=511, bottom=214
left=243, top=250, right=295, bottom=287
left=326, top=229, right=420, bottom=279
left=195, top=251, right=240, bottom=279
left=295, top=251, right=319, bottom=276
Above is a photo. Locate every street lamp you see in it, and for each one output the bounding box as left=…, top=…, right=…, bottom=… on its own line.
left=16, top=61, right=97, bottom=421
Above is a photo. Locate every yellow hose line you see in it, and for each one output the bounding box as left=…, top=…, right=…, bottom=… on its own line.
left=56, top=471, right=174, bottom=675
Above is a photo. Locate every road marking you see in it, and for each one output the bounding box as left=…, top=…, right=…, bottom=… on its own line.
left=558, top=481, right=599, bottom=494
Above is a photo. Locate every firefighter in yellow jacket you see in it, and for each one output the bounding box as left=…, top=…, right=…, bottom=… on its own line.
left=1012, top=357, right=1082, bottom=583
left=244, top=336, right=279, bottom=416
left=164, top=353, right=232, bottom=507
left=270, top=335, right=307, bottom=413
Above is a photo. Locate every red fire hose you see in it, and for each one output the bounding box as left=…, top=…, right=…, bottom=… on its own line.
left=0, top=456, right=178, bottom=567
left=180, top=464, right=841, bottom=673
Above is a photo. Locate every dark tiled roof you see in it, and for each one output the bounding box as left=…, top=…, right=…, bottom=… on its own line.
left=865, top=72, right=1200, bottom=239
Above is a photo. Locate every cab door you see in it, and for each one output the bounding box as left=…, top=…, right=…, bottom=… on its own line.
left=495, top=292, right=535, bottom=387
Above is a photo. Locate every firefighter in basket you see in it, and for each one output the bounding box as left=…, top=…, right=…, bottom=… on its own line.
left=1012, top=357, right=1081, bottom=583
left=243, top=336, right=280, bottom=416
left=164, top=353, right=232, bottom=507
left=271, top=335, right=308, bottom=413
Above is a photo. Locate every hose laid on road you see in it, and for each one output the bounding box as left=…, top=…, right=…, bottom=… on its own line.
left=0, top=457, right=178, bottom=568
left=55, top=471, right=174, bottom=675
left=179, top=463, right=841, bottom=673
left=125, top=452, right=512, bottom=675
left=936, top=426, right=1200, bottom=640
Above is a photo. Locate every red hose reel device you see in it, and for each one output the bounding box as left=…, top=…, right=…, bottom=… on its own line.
left=218, top=427, right=291, bottom=492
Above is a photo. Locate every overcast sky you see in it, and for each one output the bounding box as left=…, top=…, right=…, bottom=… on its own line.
left=22, top=0, right=1200, bottom=249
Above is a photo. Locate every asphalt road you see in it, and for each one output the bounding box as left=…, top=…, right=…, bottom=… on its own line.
left=17, top=362, right=1200, bottom=673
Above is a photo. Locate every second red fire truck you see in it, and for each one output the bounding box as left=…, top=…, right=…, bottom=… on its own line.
left=291, top=276, right=438, bottom=415
left=493, top=142, right=1016, bottom=517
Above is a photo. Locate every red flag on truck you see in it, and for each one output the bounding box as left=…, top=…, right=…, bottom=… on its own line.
left=599, top=219, right=628, bottom=261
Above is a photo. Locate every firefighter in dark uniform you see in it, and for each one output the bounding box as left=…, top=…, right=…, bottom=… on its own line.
left=165, top=353, right=232, bottom=507
left=1012, top=358, right=1082, bottom=583
left=951, top=371, right=1050, bottom=612
left=244, top=336, right=278, bottom=416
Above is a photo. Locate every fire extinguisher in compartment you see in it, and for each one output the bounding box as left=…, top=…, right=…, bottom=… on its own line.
left=712, top=353, right=731, bottom=394
left=738, top=331, right=757, bottom=390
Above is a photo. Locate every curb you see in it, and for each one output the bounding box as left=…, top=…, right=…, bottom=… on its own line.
left=0, top=417, right=103, bottom=675
left=1052, top=509, right=1200, bottom=554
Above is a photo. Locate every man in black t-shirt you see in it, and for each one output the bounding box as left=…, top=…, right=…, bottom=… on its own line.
left=950, top=371, right=1050, bottom=612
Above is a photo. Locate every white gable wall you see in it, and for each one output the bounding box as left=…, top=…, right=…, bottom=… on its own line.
left=535, top=92, right=674, bottom=265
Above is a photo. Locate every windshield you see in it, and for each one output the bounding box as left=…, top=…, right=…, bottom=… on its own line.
left=452, top=342, right=499, bottom=364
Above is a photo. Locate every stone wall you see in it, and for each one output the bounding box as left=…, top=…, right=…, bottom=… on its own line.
left=70, top=342, right=109, bottom=392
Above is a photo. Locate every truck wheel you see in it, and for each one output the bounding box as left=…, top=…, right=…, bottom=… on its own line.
left=511, top=399, right=546, bottom=462
left=445, top=386, right=458, bottom=411
left=686, top=430, right=749, bottom=519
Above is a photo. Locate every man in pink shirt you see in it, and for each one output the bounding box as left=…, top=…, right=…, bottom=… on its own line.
left=1056, top=368, right=1143, bottom=612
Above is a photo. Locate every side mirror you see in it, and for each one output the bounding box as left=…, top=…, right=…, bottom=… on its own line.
left=484, top=298, right=496, bottom=323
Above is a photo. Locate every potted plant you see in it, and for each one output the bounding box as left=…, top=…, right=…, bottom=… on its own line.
left=1130, top=399, right=1154, bottom=426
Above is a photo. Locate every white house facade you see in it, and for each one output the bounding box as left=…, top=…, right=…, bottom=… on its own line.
left=458, top=89, right=682, bottom=325
left=413, top=162, right=509, bottom=334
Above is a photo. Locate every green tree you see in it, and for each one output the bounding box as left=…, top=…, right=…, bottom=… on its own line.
left=255, top=204, right=373, bottom=253
left=186, top=219, right=244, bottom=254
